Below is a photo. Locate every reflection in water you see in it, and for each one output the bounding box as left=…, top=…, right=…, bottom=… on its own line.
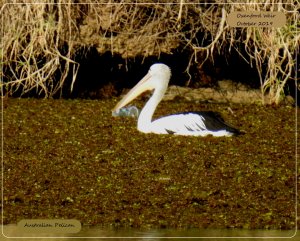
left=3, top=225, right=297, bottom=241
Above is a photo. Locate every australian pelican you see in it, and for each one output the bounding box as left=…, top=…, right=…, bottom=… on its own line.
left=112, top=63, right=240, bottom=137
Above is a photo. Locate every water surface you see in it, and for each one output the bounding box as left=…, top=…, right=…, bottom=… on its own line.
left=3, top=225, right=297, bottom=240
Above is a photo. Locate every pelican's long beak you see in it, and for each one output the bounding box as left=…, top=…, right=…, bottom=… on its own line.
left=112, top=73, right=153, bottom=112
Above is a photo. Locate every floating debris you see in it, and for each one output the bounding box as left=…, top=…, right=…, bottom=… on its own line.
left=112, top=106, right=140, bottom=118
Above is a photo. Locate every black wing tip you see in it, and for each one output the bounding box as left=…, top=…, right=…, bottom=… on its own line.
left=165, top=129, right=176, bottom=134
left=229, top=128, right=245, bottom=136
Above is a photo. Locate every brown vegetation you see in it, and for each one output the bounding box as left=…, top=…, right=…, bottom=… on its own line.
left=1, top=1, right=299, bottom=103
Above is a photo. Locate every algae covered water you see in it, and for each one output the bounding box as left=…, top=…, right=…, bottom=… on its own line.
left=3, top=98, right=297, bottom=230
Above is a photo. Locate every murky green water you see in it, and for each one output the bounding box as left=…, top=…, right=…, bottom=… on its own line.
left=3, top=225, right=297, bottom=240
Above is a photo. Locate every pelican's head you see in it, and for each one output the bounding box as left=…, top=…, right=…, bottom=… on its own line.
left=148, top=63, right=171, bottom=83
left=112, top=63, right=171, bottom=112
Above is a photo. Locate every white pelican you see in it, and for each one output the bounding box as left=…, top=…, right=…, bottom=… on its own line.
left=112, top=63, right=240, bottom=137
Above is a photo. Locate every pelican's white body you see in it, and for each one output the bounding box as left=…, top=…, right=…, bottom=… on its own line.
left=112, top=64, right=239, bottom=137
left=139, top=113, right=233, bottom=136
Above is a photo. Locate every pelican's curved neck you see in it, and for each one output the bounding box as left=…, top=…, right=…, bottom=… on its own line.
left=137, top=87, right=165, bottom=133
